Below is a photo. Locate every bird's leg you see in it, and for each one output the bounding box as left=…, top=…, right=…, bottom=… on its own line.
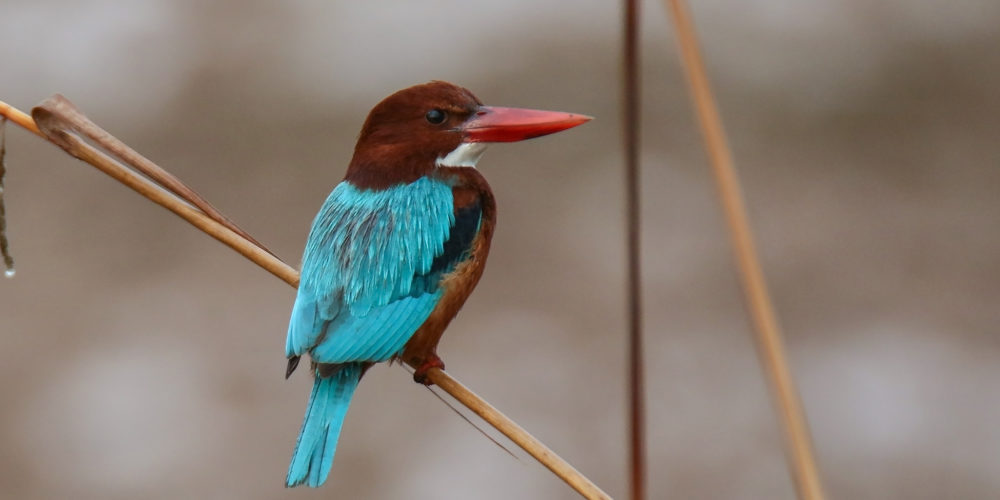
left=412, top=353, right=445, bottom=385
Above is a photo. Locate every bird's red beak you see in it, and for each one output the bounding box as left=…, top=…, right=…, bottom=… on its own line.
left=461, top=106, right=592, bottom=143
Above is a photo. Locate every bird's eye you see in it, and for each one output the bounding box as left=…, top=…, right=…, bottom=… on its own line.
left=425, top=109, right=447, bottom=125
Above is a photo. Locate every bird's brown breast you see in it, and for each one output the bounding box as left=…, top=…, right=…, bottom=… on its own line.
left=400, top=167, right=496, bottom=367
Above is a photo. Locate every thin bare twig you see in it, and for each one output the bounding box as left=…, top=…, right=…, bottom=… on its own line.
left=1, top=97, right=612, bottom=500
left=622, top=0, right=645, bottom=499
left=661, top=1, right=825, bottom=499
left=420, top=382, right=520, bottom=460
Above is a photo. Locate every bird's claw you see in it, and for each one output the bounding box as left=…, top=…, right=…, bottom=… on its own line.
left=412, top=356, right=445, bottom=385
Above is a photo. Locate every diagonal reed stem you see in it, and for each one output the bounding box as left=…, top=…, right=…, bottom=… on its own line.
left=661, top=1, right=826, bottom=499
left=1, top=97, right=612, bottom=500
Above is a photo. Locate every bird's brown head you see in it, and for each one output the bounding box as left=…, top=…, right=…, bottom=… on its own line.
left=344, top=81, right=591, bottom=190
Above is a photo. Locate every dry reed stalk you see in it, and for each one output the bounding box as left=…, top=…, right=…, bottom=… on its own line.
left=622, top=0, right=645, bottom=499
left=661, top=1, right=826, bottom=499
left=0, top=97, right=613, bottom=500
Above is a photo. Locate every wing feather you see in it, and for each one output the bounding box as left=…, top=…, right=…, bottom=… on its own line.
left=286, top=177, right=462, bottom=363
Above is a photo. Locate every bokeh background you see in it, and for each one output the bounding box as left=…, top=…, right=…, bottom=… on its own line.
left=1, top=1, right=998, bottom=499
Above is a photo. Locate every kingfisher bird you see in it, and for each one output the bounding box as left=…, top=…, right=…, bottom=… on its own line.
left=283, top=81, right=590, bottom=487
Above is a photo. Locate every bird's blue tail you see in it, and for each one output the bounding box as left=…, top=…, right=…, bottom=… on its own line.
left=286, top=363, right=363, bottom=487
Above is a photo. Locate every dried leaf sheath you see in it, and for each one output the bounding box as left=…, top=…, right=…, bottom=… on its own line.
left=0, top=118, right=14, bottom=276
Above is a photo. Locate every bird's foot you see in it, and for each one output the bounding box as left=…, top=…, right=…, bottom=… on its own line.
left=412, top=355, right=445, bottom=385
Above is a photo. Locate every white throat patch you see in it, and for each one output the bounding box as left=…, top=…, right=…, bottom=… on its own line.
left=436, top=142, right=488, bottom=168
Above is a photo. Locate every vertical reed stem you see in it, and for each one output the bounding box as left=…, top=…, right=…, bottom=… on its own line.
left=623, top=1, right=646, bottom=499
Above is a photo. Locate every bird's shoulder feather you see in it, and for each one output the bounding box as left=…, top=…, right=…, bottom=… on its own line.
left=287, top=176, right=479, bottom=362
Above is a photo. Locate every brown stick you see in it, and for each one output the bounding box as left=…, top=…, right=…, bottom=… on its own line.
left=621, top=1, right=645, bottom=499
left=661, top=1, right=826, bottom=499
left=1, top=97, right=612, bottom=500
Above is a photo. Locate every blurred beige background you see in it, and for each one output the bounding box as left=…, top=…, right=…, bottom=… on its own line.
left=2, top=1, right=999, bottom=499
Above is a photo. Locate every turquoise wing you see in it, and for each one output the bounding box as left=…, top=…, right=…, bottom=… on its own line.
left=285, top=177, right=457, bottom=363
